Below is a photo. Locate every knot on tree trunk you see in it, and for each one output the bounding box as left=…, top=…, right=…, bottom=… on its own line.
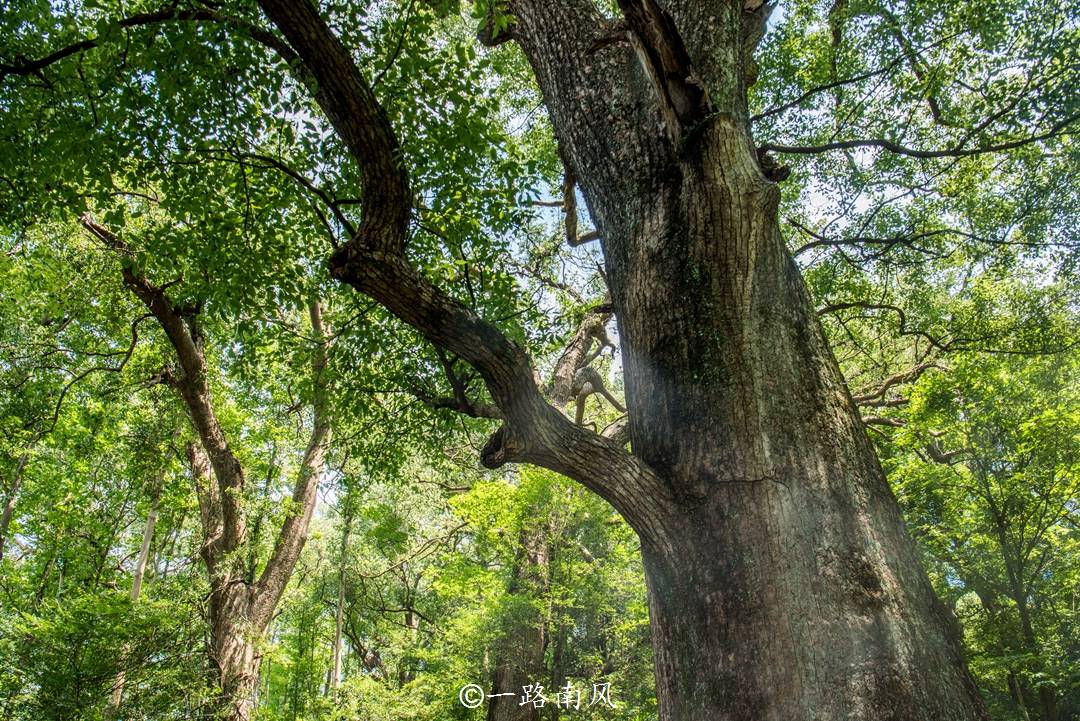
left=756, top=147, right=791, bottom=182
left=327, top=240, right=372, bottom=281
left=480, top=425, right=526, bottom=469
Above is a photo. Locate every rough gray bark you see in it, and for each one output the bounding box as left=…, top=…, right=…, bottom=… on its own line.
left=250, top=1, right=989, bottom=719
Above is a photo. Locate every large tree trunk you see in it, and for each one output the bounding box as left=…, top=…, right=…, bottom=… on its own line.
left=503, top=4, right=989, bottom=719
left=606, top=129, right=980, bottom=718
left=598, top=130, right=983, bottom=719
left=208, top=580, right=262, bottom=721
left=249, top=1, right=990, bottom=718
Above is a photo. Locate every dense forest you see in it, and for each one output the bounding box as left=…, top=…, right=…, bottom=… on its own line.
left=0, top=0, right=1077, bottom=719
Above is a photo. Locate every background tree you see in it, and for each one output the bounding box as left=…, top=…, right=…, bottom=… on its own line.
left=876, top=352, right=1080, bottom=721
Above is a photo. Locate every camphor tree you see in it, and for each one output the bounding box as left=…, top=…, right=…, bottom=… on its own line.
left=2, top=0, right=1078, bottom=719
left=243, top=0, right=1078, bottom=718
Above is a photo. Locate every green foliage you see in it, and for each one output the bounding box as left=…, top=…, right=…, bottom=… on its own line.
left=876, top=351, right=1080, bottom=719
left=252, top=466, right=654, bottom=721
left=1, top=0, right=1078, bottom=720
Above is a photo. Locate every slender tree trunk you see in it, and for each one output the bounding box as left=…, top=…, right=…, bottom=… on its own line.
left=131, top=493, right=161, bottom=600
left=2, top=455, right=34, bottom=721
left=186, top=419, right=327, bottom=721
left=973, top=587, right=1035, bottom=721
left=990, top=507, right=1058, bottom=721
left=330, top=510, right=352, bottom=691
left=107, top=470, right=162, bottom=716
left=1008, top=670, right=1033, bottom=721
left=549, top=621, right=567, bottom=721
left=0, top=454, right=29, bottom=561
left=1015, top=595, right=1057, bottom=721
left=397, top=609, right=421, bottom=686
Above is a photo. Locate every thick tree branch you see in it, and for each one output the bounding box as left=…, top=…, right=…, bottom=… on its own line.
left=601, top=416, right=631, bottom=446
left=568, top=229, right=602, bottom=247
left=924, top=441, right=966, bottom=465
left=862, top=415, right=905, bottom=428
left=851, top=359, right=941, bottom=406
left=574, top=366, right=627, bottom=416
left=255, top=0, right=675, bottom=540
left=549, top=312, right=611, bottom=407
